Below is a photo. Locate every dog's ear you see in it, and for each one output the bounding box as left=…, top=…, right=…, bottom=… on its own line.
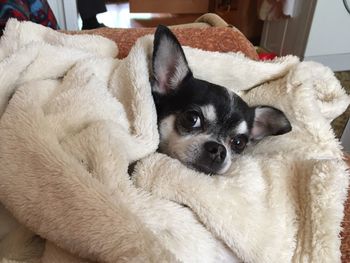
left=152, top=25, right=192, bottom=94
left=250, top=106, right=291, bottom=140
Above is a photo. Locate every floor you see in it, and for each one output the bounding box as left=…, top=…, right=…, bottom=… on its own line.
left=79, top=1, right=200, bottom=29
left=96, top=2, right=152, bottom=28
left=78, top=2, right=143, bottom=28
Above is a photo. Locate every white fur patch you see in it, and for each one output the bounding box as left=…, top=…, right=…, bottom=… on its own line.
left=200, top=105, right=217, bottom=122
left=159, top=115, right=176, bottom=141
left=235, top=121, right=248, bottom=134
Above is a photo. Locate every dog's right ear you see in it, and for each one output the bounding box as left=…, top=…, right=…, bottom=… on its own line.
left=152, top=25, right=192, bottom=95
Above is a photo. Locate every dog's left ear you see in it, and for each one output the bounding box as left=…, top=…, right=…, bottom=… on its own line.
left=250, top=106, right=292, bottom=140
left=152, top=25, right=192, bottom=94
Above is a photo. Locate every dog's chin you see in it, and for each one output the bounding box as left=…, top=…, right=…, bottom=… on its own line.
left=191, top=164, right=216, bottom=175
left=186, top=162, right=228, bottom=176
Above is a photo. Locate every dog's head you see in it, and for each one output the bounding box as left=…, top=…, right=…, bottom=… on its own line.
left=151, top=25, right=291, bottom=175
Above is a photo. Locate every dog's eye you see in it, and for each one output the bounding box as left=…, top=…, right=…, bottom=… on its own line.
left=230, top=135, right=248, bottom=152
left=182, top=110, right=201, bottom=129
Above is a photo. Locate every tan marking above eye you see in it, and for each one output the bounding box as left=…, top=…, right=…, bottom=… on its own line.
left=200, top=105, right=217, bottom=122
left=235, top=121, right=248, bottom=134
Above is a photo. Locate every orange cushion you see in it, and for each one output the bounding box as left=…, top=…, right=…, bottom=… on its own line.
left=74, top=27, right=259, bottom=60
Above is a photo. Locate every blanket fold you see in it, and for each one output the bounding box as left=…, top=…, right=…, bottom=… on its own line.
left=0, top=20, right=349, bottom=263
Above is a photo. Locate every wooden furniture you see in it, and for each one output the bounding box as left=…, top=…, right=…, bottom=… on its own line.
left=128, top=0, right=263, bottom=41
left=260, top=0, right=350, bottom=71
left=129, top=0, right=209, bottom=14
left=213, top=0, right=263, bottom=41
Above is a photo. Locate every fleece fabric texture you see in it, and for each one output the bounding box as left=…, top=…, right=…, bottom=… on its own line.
left=0, top=19, right=349, bottom=263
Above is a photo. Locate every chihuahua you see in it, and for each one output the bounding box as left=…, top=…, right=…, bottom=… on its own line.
left=151, top=25, right=291, bottom=175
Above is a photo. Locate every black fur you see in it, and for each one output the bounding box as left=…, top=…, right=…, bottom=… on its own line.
left=151, top=25, right=292, bottom=175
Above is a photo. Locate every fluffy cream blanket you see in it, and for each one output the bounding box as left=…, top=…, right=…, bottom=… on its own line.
left=0, top=20, right=349, bottom=263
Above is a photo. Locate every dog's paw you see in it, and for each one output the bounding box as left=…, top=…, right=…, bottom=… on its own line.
left=132, top=153, right=190, bottom=197
left=132, top=153, right=169, bottom=190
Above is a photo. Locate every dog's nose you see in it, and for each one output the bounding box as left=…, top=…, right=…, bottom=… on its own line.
left=204, top=141, right=227, bottom=163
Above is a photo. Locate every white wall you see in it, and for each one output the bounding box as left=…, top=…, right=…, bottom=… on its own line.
left=47, top=0, right=79, bottom=30
left=304, top=0, right=350, bottom=71
left=47, top=0, right=65, bottom=28
left=260, top=0, right=317, bottom=57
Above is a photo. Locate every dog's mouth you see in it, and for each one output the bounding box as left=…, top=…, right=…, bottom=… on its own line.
left=186, top=161, right=228, bottom=175
left=191, top=163, right=216, bottom=175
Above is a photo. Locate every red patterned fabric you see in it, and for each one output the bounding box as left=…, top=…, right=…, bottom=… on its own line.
left=0, top=0, right=59, bottom=35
